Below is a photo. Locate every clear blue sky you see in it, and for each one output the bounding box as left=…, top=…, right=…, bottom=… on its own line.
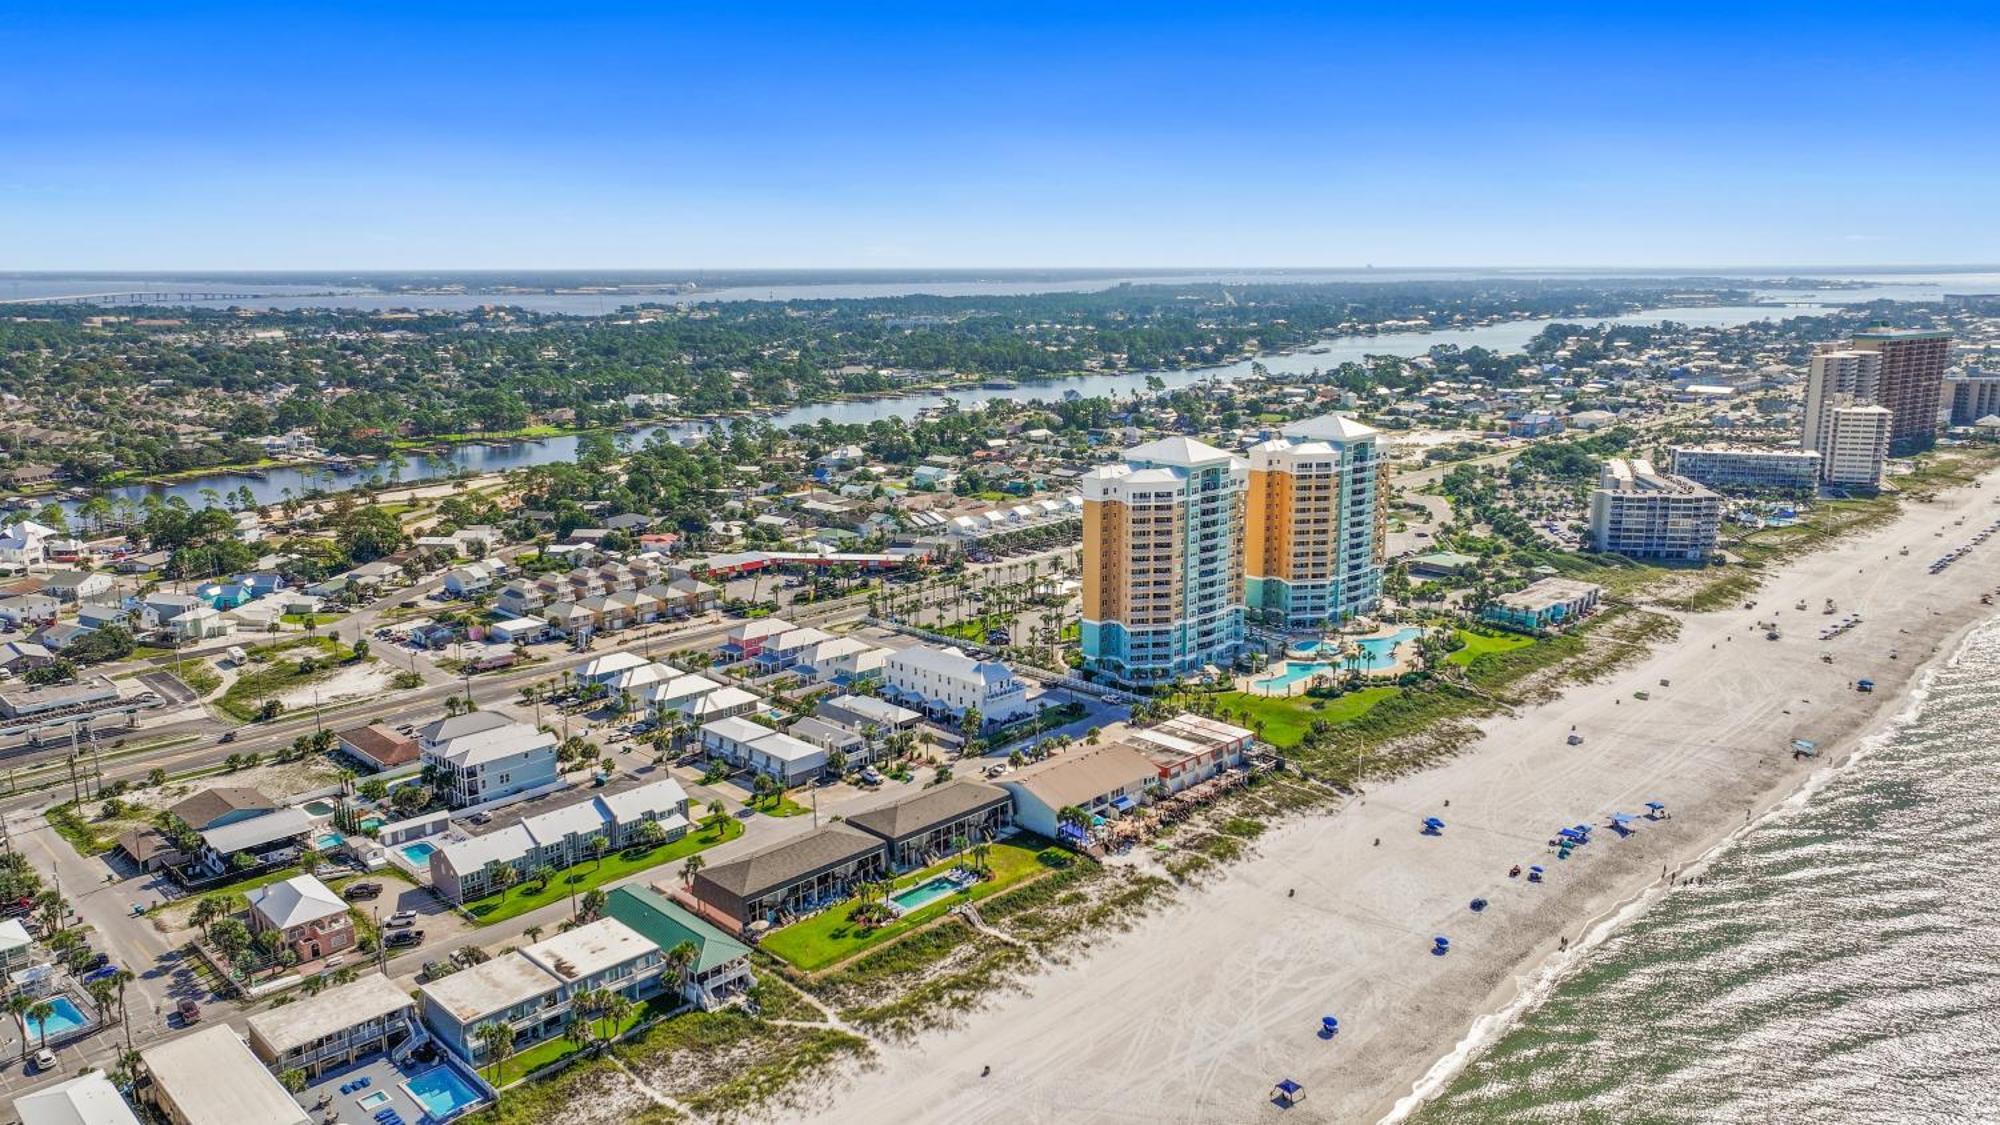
left=4, top=1, right=1997, bottom=270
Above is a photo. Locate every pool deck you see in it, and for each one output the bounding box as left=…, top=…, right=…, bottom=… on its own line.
left=296, top=1050, right=492, bottom=1124
left=1249, top=626, right=1426, bottom=696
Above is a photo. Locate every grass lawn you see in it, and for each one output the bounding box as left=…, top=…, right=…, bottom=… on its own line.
left=1446, top=628, right=1533, bottom=666
left=1210, top=686, right=1402, bottom=748
left=760, top=836, right=1056, bottom=971
left=754, top=793, right=811, bottom=818
left=281, top=612, right=347, bottom=627
left=464, top=818, right=744, bottom=924
left=504, top=994, right=677, bottom=1078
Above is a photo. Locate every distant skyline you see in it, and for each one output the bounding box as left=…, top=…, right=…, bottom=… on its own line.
left=6, top=2, right=1999, bottom=270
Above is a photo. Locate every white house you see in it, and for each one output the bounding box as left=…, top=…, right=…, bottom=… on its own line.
left=882, top=645, right=1033, bottom=726
left=0, top=520, right=56, bottom=568
left=443, top=560, right=502, bottom=598
left=578, top=651, right=652, bottom=687
left=699, top=717, right=829, bottom=785
left=419, top=714, right=560, bottom=808
left=487, top=616, right=549, bottom=645
left=644, top=673, right=724, bottom=717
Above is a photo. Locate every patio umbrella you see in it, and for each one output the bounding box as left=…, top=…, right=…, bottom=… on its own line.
left=1321, top=1015, right=1340, bottom=1033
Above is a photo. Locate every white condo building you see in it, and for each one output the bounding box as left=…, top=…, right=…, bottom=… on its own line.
left=1588, top=459, right=1723, bottom=561
left=1821, top=403, right=1893, bottom=488
left=881, top=644, right=1032, bottom=727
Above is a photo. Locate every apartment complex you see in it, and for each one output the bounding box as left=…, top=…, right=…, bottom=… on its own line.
left=1081, top=436, right=1248, bottom=685
left=1805, top=330, right=1951, bottom=458
left=1243, top=414, right=1385, bottom=630
left=1588, top=459, right=1723, bottom=560
left=418, top=713, right=561, bottom=809
left=1080, top=419, right=1388, bottom=684
left=1667, top=446, right=1821, bottom=492
left=1820, top=403, right=1893, bottom=488
left=880, top=644, right=1031, bottom=725
left=1850, top=328, right=1951, bottom=452
left=1945, top=372, right=2000, bottom=426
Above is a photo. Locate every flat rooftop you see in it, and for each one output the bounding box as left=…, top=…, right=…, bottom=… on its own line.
left=419, top=953, right=560, bottom=1023
left=248, top=971, right=414, bottom=1058
left=141, top=1025, right=310, bottom=1125
left=523, top=917, right=656, bottom=982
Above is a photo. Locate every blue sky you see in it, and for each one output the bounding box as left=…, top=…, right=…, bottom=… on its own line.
left=3, top=1, right=1997, bottom=270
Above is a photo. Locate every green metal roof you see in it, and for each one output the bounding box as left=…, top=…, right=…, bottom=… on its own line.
left=605, top=885, right=752, bottom=974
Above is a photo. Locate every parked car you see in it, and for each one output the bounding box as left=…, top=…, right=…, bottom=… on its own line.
left=176, top=999, right=201, bottom=1024
left=385, top=929, right=425, bottom=948
left=385, top=911, right=419, bottom=928
left=84, top=963, right=119, bottom=982
left=341, top=882, right=383, bottom=901
left=217, top=730, right=237, bottom=744
left=858, top=766, right=885, bottom=787
left=32, top=1047, right=55, bottom=1072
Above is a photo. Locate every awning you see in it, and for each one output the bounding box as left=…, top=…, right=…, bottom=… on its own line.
left=1109, top=794, right=1137, bottom=812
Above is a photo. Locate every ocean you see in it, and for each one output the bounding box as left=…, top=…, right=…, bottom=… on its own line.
left=1408, top=613, right=2000, bottom=1124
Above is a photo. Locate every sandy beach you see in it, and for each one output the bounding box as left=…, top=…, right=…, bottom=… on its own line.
left=795, top=466, right=2000, bottom=1125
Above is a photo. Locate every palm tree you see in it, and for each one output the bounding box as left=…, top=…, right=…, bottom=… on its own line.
left=524, top=925, right=544, bottom=944
left=681, top=854, right=706, bottom=887
left=7, top=994, right=34, bottom=1061
left=111, top=967, right=137, bottom=1052
left=578, top=888, right=608, bottom=922
left=663, top=940, right=699, bottom=1005
left=26, top=1000, right=53, bottom=1051
left=595, top=990, right=635, bottom=1044
left=473, top=1021, right=514, bottom=1090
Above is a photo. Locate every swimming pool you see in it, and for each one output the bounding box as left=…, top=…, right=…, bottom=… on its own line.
left=890, top=876, right=963, bottom=913
left=302, top=799, right=337, bottom=816
left=27, top=996, right=89, bottom=1041
left=1350, top=626, right=1423, bottom=667
left=399, top=841, right=438, bottom=865
left=1254, top=661, right=1339, bottom=691
left=316, top=832, right=345, bottom=850
left=404, top=1064, right=486, bottom=1118
left=355, top=1091, right=391, bottom=1111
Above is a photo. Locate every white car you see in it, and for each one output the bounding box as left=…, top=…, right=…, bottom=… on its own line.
left=386, top=911, right=419, bottom=928
left=32, top=1047, right=56, bottom=1072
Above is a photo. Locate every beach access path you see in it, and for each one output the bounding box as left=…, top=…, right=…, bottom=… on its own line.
left=793, top=466, right=2000, bottom=1125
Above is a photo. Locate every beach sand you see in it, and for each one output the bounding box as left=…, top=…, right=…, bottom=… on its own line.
left=792, top=466, right=2000, bottom=1125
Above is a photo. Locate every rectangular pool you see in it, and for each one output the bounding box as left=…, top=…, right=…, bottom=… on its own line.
left=404, top=1064, right=485, bottom=1118
left=890, top=876, right=963, bottom=913
left=27, top=996, right=89, bottom=1041
left=399, top=841, right=438, bottom=865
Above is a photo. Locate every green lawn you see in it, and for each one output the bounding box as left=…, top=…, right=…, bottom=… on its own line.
left=1446, top=629, right=1534, bottom=666
left=755, top=793, right=811, bottom=818
left=760, top=837, right=1057, bottom=971
left=1211, top=686, right=1402, bottom=748
left=503, top=994, right=677, bottom=1078
left=463, top=818, right=744, bottom=924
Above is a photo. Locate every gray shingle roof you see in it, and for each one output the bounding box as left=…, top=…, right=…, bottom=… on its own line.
left=844, top=780, right=1009, bottom=844
left=697, top=823, right=883, bottom=898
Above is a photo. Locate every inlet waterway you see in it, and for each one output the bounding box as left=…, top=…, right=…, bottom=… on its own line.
left=51, top=300, right=1833, bottom=517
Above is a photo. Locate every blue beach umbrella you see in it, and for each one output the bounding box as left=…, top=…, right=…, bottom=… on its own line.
left=1610, top=812, right=1634, bottom=824
left=1321, top=1015, right=1340, bottom=1033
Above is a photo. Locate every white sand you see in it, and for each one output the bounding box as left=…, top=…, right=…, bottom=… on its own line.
left=796, top=468, right=2000, bottom=1125
left=274, top=662, right=392, bottom=709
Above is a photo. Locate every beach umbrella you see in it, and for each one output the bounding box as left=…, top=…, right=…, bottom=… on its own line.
left=1645, top=801, right=1665, bottom=811
left=1424, top=816, right=1445, bottom=829
left=1609, top=812, right=1634, bottom=825
left=1470, top=898, right=1488, bottom=912
left=1273, top=1078, right=1305, bottom=1104
left=1433, top=936, right=1451, bottom=955
left=1321, top=1015, right=1340, bottom=1033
